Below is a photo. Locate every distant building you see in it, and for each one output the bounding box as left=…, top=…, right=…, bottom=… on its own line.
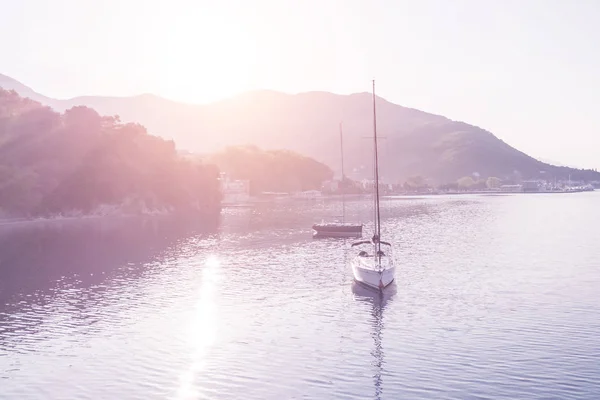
left=522, top=181, right=540, bottom=192
left=500, top=184, right=522, bottom=193
left=321, top=180, right=339, bottom=193
left=294, top=190, right=322, bottom=200
left=361, top=179, right=375, bottom=191
left=219, top=173, right=250, bottom=205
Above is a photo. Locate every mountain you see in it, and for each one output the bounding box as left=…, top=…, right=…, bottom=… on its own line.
left=537, top=158, right=566, bottom=168
left=2, top=74, right=599, bottom=183
left=0, top=74, right=54, bottom=105
left=536, top=157, right=588, bottom=170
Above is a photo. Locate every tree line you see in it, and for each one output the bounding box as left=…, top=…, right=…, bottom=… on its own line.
left=209, top=145, right=333, bottom=195
left=0, top=89, right=220, bottom=218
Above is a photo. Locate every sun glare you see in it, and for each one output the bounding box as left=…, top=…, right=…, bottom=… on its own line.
left=156, top=10, right=263, bottom=104
left=176, top=255, right=221, bottom=399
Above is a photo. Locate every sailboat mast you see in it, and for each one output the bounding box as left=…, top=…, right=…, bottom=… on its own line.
left=372, top=80, right=382, bottom=251
left=339, top=122, right=346, bottom=223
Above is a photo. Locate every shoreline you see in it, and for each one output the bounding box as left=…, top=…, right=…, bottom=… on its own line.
left=0, top=214, right=143, bottom=228
left=7, top=189, right=594, bottom=220
left=221, top=189, right=596, bottom=208
left=385, top=188, right=596, bottom=197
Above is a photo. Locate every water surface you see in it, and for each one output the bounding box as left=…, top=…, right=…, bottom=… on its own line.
left=1, top=193, right=599, bottom=399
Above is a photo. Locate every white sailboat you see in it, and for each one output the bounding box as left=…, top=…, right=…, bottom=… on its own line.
left=350, top=80, right=396, bottom=291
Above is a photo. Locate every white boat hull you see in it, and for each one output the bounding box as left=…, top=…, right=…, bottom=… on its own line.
left=351, top=256, right=395, bottom=290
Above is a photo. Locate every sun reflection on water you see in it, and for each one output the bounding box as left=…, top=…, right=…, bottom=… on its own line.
left=176, top=255, right=221, bottom=400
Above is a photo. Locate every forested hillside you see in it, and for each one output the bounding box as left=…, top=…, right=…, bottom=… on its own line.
left=209, top=145, right=333, bottom=194
left=3, top=73, right=599, bottom=184
left=0, top=89, right=220, bottom=218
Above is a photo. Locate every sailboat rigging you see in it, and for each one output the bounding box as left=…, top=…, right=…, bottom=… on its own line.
left=340, top=122, right=346, bottom=223
left=350, top=80, right=396, bottom=290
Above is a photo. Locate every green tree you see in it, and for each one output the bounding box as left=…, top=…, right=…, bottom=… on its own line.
left=0, top=89, right=221, bottom=218
left=404, top=175, right=428, bottom=190
left=210, top=145, right=333, bottom=195
left=486, top=176, right=501, bottom=189
left=457, top=176, right=476, bottom=189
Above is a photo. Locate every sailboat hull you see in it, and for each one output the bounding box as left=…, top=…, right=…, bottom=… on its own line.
left=351, top=257, right=395, bottom=290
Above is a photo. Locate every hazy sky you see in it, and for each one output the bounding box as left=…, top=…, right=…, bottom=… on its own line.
left=1, top=0, right=599, bottom=169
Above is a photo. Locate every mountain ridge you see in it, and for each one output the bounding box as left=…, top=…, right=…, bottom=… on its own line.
left=2, top=73, right=598, bottom=183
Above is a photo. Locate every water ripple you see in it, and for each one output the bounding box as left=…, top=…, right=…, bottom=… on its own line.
left=1, top=194, right=600, bottom=399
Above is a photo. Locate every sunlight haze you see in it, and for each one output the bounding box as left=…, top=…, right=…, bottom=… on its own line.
left=1, top=0, right=599, bottom=168
left=3, top=1, right=600, bottom=398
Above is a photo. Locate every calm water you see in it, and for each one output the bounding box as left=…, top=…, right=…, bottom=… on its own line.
left=1, top=193, right=600, bottom=399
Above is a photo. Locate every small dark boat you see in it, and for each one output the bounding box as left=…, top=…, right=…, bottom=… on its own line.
left=312, top=123, right=363, bottom=239
left=312, top=222, right=363, bottom=238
